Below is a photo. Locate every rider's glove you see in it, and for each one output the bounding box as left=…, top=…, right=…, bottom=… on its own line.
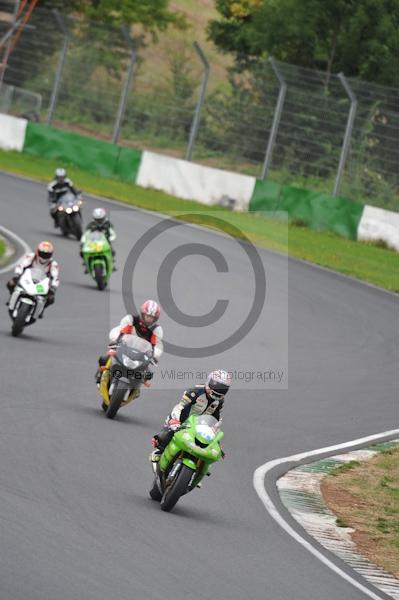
left=6, top=278, right=17, bottom=292
left=168, top=418, right=181, bottom=431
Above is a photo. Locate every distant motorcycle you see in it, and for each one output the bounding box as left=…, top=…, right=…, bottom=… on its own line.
left=149, top=415, right=224, bottom=512
left=81, top=230, right=113, bottom=290
left=54, top=191, right=83, bottom=240
left=8, top=266, right=50, bottom=336
left=99, top=334, right=154, bottom=419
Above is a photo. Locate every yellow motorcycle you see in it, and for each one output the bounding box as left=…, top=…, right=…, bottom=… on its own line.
left=99, top=334, right=154, bottom=419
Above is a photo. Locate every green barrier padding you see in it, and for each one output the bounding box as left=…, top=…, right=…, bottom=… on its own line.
left=24, top=123, right=120, bottom=179
left=249, top=179, right=282, bottom=212
left=250, top=180, right=364, bottom=240
left=115, top=146, right=142, bottom=182
left=281, top=187, right=364, bottom=240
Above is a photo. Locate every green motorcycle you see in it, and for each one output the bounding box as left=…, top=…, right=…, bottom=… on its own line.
left=150, top=414, right=224, bottom=512
left=81, top=230, right=113, bottom=290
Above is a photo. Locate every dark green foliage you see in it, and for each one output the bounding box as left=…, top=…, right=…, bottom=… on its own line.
left=81, top=0, right=186, bottom=32
left=208, top=0, right=399, bottom=86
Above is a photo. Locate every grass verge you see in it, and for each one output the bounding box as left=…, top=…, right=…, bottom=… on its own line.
left=322, top=447, right=399, bottom=578
left=0, top=238, right=5, bottom=261
left=1, top=150, right=399, bottom=291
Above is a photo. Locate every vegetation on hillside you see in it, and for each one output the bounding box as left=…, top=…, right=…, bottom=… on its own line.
left=4, top=1, right=399, bottom=211
left=208, top=0, right=399, bottom=86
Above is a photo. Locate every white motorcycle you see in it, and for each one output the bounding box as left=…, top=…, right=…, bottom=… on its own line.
left=8, top=267, right=51, bottom=336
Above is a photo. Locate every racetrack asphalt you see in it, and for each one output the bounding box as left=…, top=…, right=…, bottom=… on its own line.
left=0, top=171, right=398, bottom=600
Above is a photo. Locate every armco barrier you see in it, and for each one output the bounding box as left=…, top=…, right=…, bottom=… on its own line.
left=23, top=122, right=142, bottom=182
left=4, top=113, right=399, bottom=250
left=358, top=205, right=399, bottom=251
left=249, top=180, right=364, bottom=240
left=137, top=151, right=256, bottom=211
left=0, top=114, right=27, bottom=151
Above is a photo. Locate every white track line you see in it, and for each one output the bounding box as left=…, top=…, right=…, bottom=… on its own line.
left=0, top=225, right=31, bottom=275
left=254, top=429, right=399, bottom=600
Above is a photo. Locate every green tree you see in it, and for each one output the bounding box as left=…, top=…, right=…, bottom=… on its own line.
left=77, top=0, right=186, bottom=33
left=208, top=0, right=399, bottom=86
left=5, top=1, right=186, bottom=106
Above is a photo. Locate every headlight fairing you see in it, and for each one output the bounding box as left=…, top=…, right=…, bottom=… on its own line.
left=122, top=355, right=142, bottom=370
left=195, top=424, right=216, bottom=443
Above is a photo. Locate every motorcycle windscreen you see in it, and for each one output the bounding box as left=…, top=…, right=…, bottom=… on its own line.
left=118, top=334, right=153, bottom=360
left=30, top=266, right=48, bottom=284
left=86, top=231, right=106, bottom=243
left=83, top=231, right=109, bottom=252
left=58, top=191, right=76, bottom=208
left=192, top=415, right=220, bottom=443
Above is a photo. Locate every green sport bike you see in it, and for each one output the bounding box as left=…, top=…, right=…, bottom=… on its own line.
left=81, top=230, right=113, bottom=290
left=149, top=414, right=224, bottom=512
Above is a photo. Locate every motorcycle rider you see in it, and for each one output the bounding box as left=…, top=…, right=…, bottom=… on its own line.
left=6, top=241, right=60, bottom=311
left=96, top=300, right=163, bottom=386
left=48, top=168, right=79, bottom=227
left=80, top=207, right=116, bottom=270
left=150, top=369, right=231, bottom=462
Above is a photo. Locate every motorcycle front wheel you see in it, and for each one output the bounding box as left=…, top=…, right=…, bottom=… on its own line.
left=71, top=213, right=82, bottom=240
left=59, top=214, right=69, bottom=237
left=105, top=383, right=126, bottom=419
left=11, top=303, right=31, bottom=337
left=94, top=263, right=105, bottom=291
left=160, top=464, right=194, bottom=512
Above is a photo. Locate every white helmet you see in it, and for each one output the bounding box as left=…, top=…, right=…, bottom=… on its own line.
left=55, top=167, right=66, bottom=181
left=205, top=370, right=232, bottom=401
left=93, top=207, right=107, bottom=226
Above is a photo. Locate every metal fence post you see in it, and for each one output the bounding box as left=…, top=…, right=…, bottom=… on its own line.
left=0, top=0, right=21, bottom=89
left=333, top=73, right=357, bottom=197
left=112, top=25, right=136, bottom=145
left=47, top=9, right=69, bottom=125
left=261, top=58, right=287, bottom=179
left=185, top=41, right=209, bottom=162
